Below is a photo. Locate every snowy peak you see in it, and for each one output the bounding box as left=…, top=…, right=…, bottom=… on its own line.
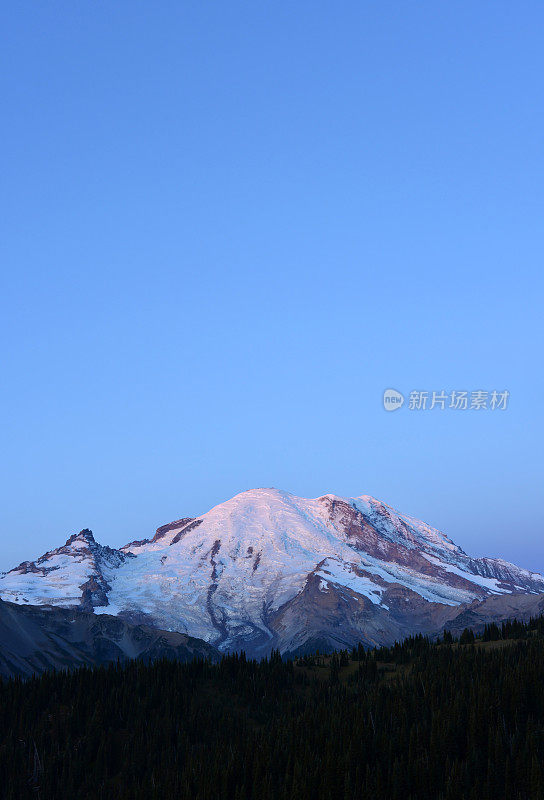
left=65, top=528, right=96, bottom=548
left=0, top=529, right=128, bottom=612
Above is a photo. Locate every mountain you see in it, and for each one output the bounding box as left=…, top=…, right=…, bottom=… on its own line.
left=0, top=598, right=218, bottom=679
left=1, top=489, right=543, bottom=655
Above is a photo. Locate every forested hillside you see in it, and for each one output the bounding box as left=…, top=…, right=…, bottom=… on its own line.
left=1, top=618, right=544, bottom=799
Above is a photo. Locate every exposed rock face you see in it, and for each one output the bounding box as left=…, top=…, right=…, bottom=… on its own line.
left=1, top=489, right=543, bottom=655
left=123, top=518, right=196, bottom=550
left=0, top=598, right=219, bottom=679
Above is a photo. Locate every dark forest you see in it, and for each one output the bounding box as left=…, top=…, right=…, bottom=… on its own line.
left=2, top=618, right=544, bottom=800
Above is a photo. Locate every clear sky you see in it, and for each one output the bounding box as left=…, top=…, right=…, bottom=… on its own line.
left=1, top=1, right=543, bottom=574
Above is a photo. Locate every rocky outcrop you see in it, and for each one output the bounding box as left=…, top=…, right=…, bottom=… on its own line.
left=123, top=518, right=196, bottom=550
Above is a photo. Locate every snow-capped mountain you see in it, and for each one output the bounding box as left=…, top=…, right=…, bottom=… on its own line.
left=1, top=489, right=543, bottom=655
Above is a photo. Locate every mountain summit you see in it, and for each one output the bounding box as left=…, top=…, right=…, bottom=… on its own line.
left=1, top=489, right=543, bottom=655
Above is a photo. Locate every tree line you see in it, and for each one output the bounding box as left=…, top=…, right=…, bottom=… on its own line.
left=1, top=617, right=544, bottom=799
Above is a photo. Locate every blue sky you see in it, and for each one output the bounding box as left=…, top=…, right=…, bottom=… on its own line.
left=1, top=1, right=543, bottom=573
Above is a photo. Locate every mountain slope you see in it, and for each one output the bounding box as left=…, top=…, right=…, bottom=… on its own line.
left=0, top=598, right=218, bottom=679
left=443, top=591, right=544, bottom=638
left=1, top=489, right=543, bottom=655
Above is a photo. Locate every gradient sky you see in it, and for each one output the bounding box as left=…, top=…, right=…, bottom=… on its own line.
left=1, top=2, right=543, bottom=574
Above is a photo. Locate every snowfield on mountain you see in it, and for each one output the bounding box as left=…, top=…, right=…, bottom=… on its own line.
left=2, top=489, right=543, bottom=655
